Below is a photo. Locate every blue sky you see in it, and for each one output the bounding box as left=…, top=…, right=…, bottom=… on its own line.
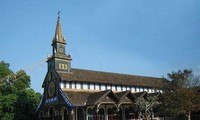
left=0, top=0, right=199, bottom=93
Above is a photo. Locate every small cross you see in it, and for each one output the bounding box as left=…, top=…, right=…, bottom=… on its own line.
left=57, top=11, right=61, bottom=18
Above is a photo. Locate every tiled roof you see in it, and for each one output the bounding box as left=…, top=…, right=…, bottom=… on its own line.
left=115, top=91, right=135, bottom=102
left=86, top=90, right=119, bottom=106
left=63, top=89, right=119, bottom=106
left=58, top=68, right=165, bottom=88
left=86, top=90, right=110, bottom=106
left=63, top=89, right=161, bottom=107
left=115, top=91, right=129, bottom=100
left=63, top=89, right=92, bottom=106
left=133, top=92, right=147, bottom=98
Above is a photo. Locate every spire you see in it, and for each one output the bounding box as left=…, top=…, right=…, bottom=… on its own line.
left=47, top=12, right=72, bottom=73
left=53, top=11, right=65, bottom=44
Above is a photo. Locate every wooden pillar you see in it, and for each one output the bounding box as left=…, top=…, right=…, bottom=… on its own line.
left=105, top=105, right=107, bottom=120
left=122, top=105, right=125, bottom=120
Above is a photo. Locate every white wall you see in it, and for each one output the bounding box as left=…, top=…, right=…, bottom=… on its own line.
left=107, top=85, right=111, bottom=90
left=101, top=84, right=106, bottom=90
left=66, top=82, right=70, bottom=89
left=95, top=84, right=100, bottom=90
left=90, top=83, right=95, bottom=90
left=61, top=81, right=160, bottom=94
left=76, top=82, right=81, bottom=89
left=83, top=83, right=88, bottom=90
left=60, top=82, right=64, bottom=89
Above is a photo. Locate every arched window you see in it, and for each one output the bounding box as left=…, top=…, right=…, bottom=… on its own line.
left=88, top=108, right=93, bottom=120
left=38, top=111, right=44, bottom=120
left=77, top=107, right=84, bottom=120
left=118, top=108, right=123, bottom=120
left=63, top=109, right=67, bottom=120
left=49, top=107, right=55, bottom=120
left=107, top=108, right=113, bottom=120
left=125, top=107, right=137, bottom=120
left=61, top=107, right=70, bottom=120
left=125, top=108, right=129, bottom=119
left=107, top=107, right=120, bottom=120
left=87, top=108, right=97, bottom=120
left=98, top=108, right=105, bottom=120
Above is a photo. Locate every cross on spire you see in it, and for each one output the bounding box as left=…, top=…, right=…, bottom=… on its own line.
left=57, top=11, right=61, bottom=18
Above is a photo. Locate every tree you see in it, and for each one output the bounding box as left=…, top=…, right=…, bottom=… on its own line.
left=14, top=89, right=41, bottom=120
left=0, top=61, right=15, bottom=95
left=135, top=95, right=160, bottom=120
left=0, top=94, right=17, bottom=120
left=13, top=70, right=31, bottom=91
left=0, top=61, right=41, bottom=120
left=0, top=62, right=31, bottom=95
left=162, top=69, right=200, bottom=120
left=0, top=61, right=12, bottom=79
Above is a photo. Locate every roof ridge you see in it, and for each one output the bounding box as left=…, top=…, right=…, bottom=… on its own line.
left=71, top=68, right=162, bottom=79
left=62, top=89, right=100, bottom=93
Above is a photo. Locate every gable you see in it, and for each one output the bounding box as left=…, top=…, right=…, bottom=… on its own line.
left=41, top=68, right=62, bottom=104
left=100, top=95, right=117, bottom=103
left=42, top=68, right=60, bottom=88
left=115, top=91, right=135, bottom=103
left=120, top=96, right=133, bottom=103
left=86, top=90, right=119, bottom=106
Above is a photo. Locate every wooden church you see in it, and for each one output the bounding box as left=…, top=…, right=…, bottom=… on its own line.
left=36, top=15, right=165, bottom=120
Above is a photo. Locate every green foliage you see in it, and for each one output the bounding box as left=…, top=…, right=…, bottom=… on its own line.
left=0, top=61, right=12, bottom=78
left=0, top=61, right=31, bottom=95
left=0, top=61, right=41, bottom=120
left=161, top=69, right=200, bottom=120
left=13, top=70, right=31, bottom=91
left=0, top=61, right=15, bottom=95
left=0, top=94, right=17, bottom=120
left=14, top=89, right=41, bottom=120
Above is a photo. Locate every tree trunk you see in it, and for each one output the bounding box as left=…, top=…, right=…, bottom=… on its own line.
left=145, top=111, right=150, bottom=120
left=188, top=111, right=191, bottom=120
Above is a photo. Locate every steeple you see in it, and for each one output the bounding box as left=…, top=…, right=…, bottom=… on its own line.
left=53, top=12, right=65, bottom=44
left=47, top=12, right=72, bottom=73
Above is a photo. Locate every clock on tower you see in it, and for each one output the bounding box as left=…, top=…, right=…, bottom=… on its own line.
left=48, top=82, right=55, bottom=97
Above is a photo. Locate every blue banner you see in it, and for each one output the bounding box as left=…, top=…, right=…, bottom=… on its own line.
left=45, top=96, right=58, bottom=104
left=60, top=88, right=74, bottom=110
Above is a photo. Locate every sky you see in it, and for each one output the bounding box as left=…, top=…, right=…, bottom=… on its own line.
left=0, top=0, right=199, bottom=93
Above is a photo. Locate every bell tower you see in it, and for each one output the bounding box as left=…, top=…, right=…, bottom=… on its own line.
left=47, top=13, right=72, bottom=73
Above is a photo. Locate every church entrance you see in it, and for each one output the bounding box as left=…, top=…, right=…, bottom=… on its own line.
left=49, top=107, right=56, bottom=120
left=107, top=108, right=122, bottom=120
left=61, top=107, right=71, bottom=120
